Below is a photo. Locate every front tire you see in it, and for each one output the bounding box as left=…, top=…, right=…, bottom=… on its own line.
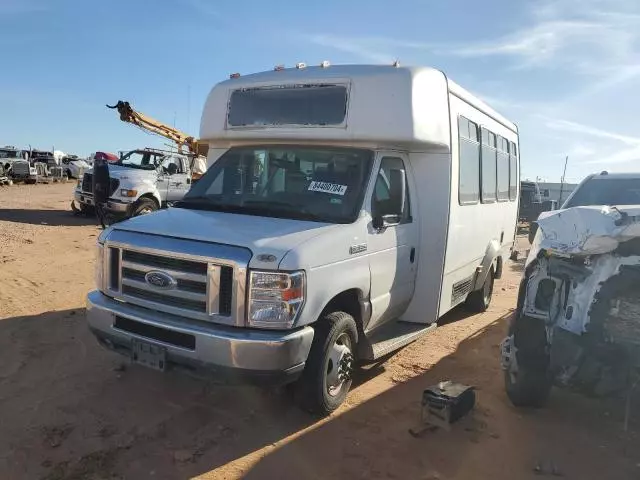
left=131, top=197, right=159, bottom=217
left=504, top=315, right=552, bottom=407
left=296, top=312, right=358, bottom=415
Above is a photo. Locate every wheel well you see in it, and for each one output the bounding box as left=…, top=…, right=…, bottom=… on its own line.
left=138, top=193, right=159, bottom=206
left=320, top=289, right=364, bottom=335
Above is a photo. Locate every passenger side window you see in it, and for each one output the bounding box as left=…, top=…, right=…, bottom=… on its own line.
left=371, top=157, right=411, bottom=224
left=509, top=141, right=518, bottom=200
left=458, top=116, right=480, bottom=204
left=481, top=128, right=497, bottom=203
left=497, top=136, right=509, bottom=201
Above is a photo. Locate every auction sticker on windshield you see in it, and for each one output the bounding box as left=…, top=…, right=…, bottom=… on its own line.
left=308, top=181, right=348, bottom=195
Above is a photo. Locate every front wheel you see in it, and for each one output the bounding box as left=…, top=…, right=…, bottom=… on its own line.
left=131, top=197, right=159, bottom=217
left=295, top=312, right=358, bottom=415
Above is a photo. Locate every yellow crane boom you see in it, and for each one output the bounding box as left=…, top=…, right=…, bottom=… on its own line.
left=106, top=100, right=208, bottom=179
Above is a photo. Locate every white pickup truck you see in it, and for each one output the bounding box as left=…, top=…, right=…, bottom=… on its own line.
left=86, top=64, right=521, bottom=414
left=74, top=148, right=193, bottom=217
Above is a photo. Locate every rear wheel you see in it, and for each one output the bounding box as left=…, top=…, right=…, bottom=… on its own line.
left=131, top=197, right=158, bottom=217
left=295, top=312, right=358, bottom=415
left=465, top=266, right=494, bottom=312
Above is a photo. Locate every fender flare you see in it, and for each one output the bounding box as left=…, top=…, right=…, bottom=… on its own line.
left=473, top=240, right=502, bottom=290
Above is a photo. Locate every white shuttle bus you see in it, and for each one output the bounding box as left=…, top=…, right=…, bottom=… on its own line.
left=86, top=64, right=520, bottom=414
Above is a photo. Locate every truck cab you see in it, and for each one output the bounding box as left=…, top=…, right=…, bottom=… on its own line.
left=74, top=148, right=192, bottom=217
left=86, top=64, right=520, bottom=414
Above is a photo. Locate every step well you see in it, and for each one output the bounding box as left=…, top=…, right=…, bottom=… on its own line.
left=359, top=320, right=437, bottom=361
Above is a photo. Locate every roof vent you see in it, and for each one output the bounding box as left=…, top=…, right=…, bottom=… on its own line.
left=600, top=170, right=609, bottom=176
left=320, top=60, right=331, bottom=68
left=296, top=62, right=306, bottom=69
left=274, top=64, right=285, bottom=71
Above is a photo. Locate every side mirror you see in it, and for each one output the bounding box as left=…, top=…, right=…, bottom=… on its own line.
left=373, top=214, right=401, bottom=230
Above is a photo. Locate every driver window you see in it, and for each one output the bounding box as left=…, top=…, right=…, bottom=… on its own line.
left=161, top=156, right=182, bottom=175
left=371, top=157, right=411, bottom=224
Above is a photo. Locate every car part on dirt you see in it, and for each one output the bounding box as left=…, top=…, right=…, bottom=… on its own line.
left=409, top=381, right=476, bottom=436
left=503, top=205, right=640, bottom=408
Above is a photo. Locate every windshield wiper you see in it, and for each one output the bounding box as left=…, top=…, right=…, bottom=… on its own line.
left=173, top=197, right=240, bottom=211
left=241, top=200, right=326, bottom=221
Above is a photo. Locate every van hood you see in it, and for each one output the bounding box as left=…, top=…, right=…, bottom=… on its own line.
left=110, top=207, right=340, bottom=268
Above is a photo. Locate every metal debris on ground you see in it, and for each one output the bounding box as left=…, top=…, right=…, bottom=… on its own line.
left=409, top=380, right=476, bottom=436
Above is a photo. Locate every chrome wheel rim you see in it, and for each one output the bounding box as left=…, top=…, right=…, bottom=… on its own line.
left=325, top=332, right=354, bottom=397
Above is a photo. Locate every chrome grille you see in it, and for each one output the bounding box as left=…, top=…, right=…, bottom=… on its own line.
left=110, top=248, right=234, bottom=319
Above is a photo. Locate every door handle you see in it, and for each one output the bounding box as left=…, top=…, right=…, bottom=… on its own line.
left=410, top=247, right=416, bottom=263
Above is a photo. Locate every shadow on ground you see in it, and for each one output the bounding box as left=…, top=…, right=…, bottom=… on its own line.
left=0, top=209, right=99, bottom=227
left=1, top=308, right=637, bottom=480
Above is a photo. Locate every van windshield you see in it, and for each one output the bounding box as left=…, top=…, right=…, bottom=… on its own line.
left=176, top=146, right=374, bottom=223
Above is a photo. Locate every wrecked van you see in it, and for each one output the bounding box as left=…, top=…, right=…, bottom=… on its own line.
left=502, top=172, right=640, bottom=406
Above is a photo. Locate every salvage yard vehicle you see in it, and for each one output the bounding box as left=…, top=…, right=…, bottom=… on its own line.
left=62, top=155, right=91, bottom=179
left=87, top=63, right=521, bottom=414
left=74, top=148, right=194, bottom=217
left=502, top=172, right=640, bottom=407
left=10, top=159, right=38, bottom=184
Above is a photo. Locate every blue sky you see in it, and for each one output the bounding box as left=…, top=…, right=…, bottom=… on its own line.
left=1, top=0, right=639, bottom=183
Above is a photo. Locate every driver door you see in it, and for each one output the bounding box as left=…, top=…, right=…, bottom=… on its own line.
left=366, top=153, right=419, bottom=333
left=166, top=157, right=191, bottom=201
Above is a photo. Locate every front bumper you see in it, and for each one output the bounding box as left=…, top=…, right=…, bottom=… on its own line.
left=86, top=290, right=314, bottom=385
left=74, top=191, right=130, bottom=213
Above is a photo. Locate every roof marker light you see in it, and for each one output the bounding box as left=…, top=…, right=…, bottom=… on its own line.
left=320, top=60, right=331, bottom=68
left=296, top=62, right=306, bottom=69
left=229, top=73, right=241, bottom=79
left=274, top=64, right=285, bottom=71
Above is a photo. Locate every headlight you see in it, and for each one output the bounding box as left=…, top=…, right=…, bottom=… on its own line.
left=248, top=271, right=305, bottom=329
left=120, top=189, right=138, bottom=198
left=95, top=242, right=105, bottom=290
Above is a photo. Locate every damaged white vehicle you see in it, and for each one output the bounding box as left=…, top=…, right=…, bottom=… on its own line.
left=502, top=172, right=640, bottom=406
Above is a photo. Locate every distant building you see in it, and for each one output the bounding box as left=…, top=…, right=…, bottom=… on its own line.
left=537, top=181, right=579, bottom=205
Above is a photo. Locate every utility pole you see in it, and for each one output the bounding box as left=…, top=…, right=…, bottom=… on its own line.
left=558, top=155, right=569, bottom=206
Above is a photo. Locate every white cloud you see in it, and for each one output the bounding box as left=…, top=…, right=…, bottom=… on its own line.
left=543, top=118, right=640, bottom=146
left=306, top=35, right=395, bottom=64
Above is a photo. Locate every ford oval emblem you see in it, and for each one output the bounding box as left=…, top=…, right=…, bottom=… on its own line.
left=144, top=271, right=177, bottom=289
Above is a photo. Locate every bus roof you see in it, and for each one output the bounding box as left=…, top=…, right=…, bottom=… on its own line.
left=199, top=64, right=517, bottom=147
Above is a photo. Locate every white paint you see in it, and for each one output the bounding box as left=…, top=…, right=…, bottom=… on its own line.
left=536, top=205, right=640, bottom=256
left=307, top=181, right=347, bottom=195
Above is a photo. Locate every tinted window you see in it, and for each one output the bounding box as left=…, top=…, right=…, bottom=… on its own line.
left=227, top=84, right=348, bottom=127
left=509, top=146, right=519, bottom=200
left=372, top=157, right=411, bottom=223
left=564, top=178, right=640, bottom=208
left=481, top=128, right=497, bottom=203
left=458, top=117, right=480, bottom=204
left=497, top=149, right=509, bottom=201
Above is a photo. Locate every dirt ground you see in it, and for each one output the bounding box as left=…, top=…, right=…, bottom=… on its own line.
left=1, top=182, right=639, bottom=480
